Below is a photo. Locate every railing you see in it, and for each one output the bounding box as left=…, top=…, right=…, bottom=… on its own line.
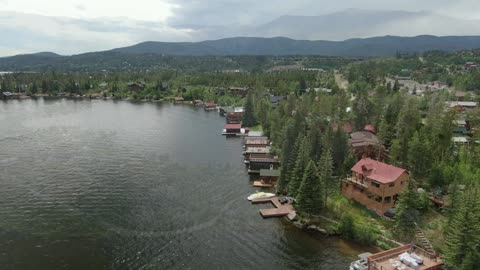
left=345, top=176, right=369, bottom=187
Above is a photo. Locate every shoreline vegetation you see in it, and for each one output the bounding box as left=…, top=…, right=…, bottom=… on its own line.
left=2, top=51, right=480, bottom=269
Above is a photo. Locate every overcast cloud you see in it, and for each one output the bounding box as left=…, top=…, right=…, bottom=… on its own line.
left=1, top=0, right=480, bottom=56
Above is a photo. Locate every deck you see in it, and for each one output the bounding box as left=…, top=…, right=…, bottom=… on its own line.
left=253, top=181, right=274, bottom=187
left=251, top=197, right=295, bottom=218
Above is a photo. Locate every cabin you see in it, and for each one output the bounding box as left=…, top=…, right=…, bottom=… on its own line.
left=367, top=244, right=443, bottom=270
left=227, top=87, right=249, bottom=97
left=204, top=102, right=217, bottom=111
left=270, top=95, right=285, bottom=108
left=227, top=112, right=243, bottom=124
left=350, top=127, right=386, bottom=161
left=253, top=169, right=280, bottom=187
left=248, top=156, right=280, bottom=174
left=127, top=81, right=145, bottom=91
left=446, top=101, right=478, bottom=112
left=174, top=97, right=184, bottom=104
left=341, top=158, right=409, bottom=216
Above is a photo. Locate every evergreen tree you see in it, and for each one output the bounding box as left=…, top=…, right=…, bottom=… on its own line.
left=288, top=135, right=310, bottom=197
left=278, top=124, right=299, bottom=193
left=393, top=98, right=420, bottom=166
left=393, top=79, right=400, bottom=91
left=318, top=148, right=334, bottom=207
left=395, top=179, right=421, bottom=231
left=296, top=160, right=323, bottom=215
left=242, top=93, right=257, bottom=127
left=444, top=186, right=480, bottom=270
left=407, top=130, right=432, bottom=179
left=352, top=89, right=374, bottom=130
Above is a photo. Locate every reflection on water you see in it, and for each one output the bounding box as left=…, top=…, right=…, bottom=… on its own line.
left=0, top=99, right=374, bottom=269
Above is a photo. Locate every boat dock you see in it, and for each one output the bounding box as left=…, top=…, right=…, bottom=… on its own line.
left=251, top=197, right=295, bottom=218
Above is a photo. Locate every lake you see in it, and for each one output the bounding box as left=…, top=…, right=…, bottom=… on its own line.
left=0, top=98, right=371, bottom=269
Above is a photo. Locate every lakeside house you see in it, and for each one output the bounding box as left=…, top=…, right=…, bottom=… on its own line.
left=350, top=125, right=386, bottom=161
left=174, top=97, right=184, bottom=104
left=342, top=158, right=409, bottom=216
left=227, top=87, right=250, bottom=97
left=127, top=81, right=145, bottom=91
left=270, top=95, right=285, bottom=108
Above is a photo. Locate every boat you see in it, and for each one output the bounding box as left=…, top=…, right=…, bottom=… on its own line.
left=349, top=252, right=372, bottom=270
left=247, top=191, right=275, bottom=201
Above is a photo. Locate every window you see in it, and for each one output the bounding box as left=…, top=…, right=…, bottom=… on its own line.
left=375, top=196, right=382, bottom=202
left=371, top=181, right=380, bottom=188
left=401, top=181, right=404, bottom=185
left=384, top=196, right=391, bottom=203
left=389, top=182, right=395, bottom=187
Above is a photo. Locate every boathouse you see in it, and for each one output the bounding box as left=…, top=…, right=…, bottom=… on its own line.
left=253, top=169, right=280, bottom=187
left=341, top=158, right=409, bottom=216
left=248, top=156, right=280, bottom=174
left=204, top=102, right=217, bottom=111
left=244, top=137, right=269, bottom=148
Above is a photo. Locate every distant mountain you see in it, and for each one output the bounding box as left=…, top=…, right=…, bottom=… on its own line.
left=2, top=35, right=480, bottom=71
left=30, top=52, right=62, bottom=58
left=112, top=35, right=480, bottom=57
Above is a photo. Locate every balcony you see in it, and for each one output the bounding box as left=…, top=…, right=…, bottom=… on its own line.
left=345, top=176, right=369, bottom=188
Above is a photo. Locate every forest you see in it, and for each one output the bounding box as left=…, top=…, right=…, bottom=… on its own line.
left=2, top=50, right=480, bottom=269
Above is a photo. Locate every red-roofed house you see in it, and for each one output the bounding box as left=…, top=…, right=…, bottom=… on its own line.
left=342, top=158, right=409, bottom=215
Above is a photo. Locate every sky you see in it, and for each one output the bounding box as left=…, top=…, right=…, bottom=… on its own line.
left=1, top=0, right=480, bottom=56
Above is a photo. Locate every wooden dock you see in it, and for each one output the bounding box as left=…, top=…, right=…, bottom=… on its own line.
left=251, top=197, right=295, bottom=218
left=253, top=181, right=273, bottom=187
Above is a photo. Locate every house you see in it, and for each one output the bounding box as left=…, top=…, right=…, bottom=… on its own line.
left=227, top=112, right=243, bottom=124
left=341, top=158, right=409, bottom=216
left=270, top=95, right=285, bottom=108
left=248, top=131, right=265, bottom=137
left=350, top=129, right=386, bottom=161
left=174, top=97, right=184, bottom=103
left=127, top=81, right=145, bottom=91
left=446, top=101, right=478, bottom=112
left=204, top=102, right=217, bottom=111
left=99, top=82, right=108, bottom=90
left=193, top=100, right=203, bottom=107
left=227, top=87, right=249, bottom=97
left=253, top=169, right=280, bottom=187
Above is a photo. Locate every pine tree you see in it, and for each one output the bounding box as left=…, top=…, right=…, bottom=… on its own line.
left=407, top=130, right=432, bottom=179
left=242, top=93, right=257, bottom=127
left=278, top=124, right=300, bottom=193
left=297, top=160, right=323, bottom=215
left=288, top=135, right=310, bottom=197
left=318, top=148, right=334, bottom=207
left=444, top=185, right=480, bottom=270
left=352, top=89, right=374, bottom=130
left=395, top=179, right=421, bottom=231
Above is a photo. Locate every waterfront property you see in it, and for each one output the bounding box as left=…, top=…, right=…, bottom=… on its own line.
left=248, top=156, right=280, bottom=174
left=350, top=126, right=386, bottom=161
left=244, top=137, right=269, bottom=148
left=226, top=111, right=243, bottom=123
left=253, top=169, right=280, bottom=187
left=204, top=101, right=217, bottom=111
left=222, top=123, right=249, bottom=136
left=341, top=158, right=409, bottom=216
left=367, top=244, right=443, bottom=270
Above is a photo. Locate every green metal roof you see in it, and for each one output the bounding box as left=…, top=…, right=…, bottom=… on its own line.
left=260, top=169, right=280, bottom=177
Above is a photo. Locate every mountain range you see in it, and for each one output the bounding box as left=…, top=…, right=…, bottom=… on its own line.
left=1, top=35, right=480, bottom=72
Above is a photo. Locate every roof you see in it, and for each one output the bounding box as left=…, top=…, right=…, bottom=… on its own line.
left=363, top=124, right=377, bottom=134
left=248, top=131, right=265, bottom=137
left=249, top=157, right=280, bottom=163
left=453, top=119, right=467, bottom=125
left=350, top=131, right=381, bottom=147
left=452, top=136, right=469, bottom=143
left=446, top=101, right=478, bottom=108
left=352, top=158, right=407, bottom=184
left=260, top=169, right=280, bottom=177
left=225, top=123, right=242, bottom=129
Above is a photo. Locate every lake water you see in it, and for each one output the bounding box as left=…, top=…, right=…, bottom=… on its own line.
left=0, top=98, right=372, bottom=269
